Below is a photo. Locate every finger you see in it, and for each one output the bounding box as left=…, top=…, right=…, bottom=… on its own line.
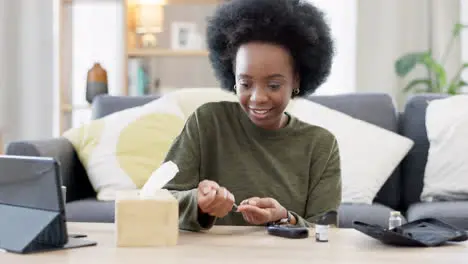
left=241, top=197, right=260, bottom=206
left=242, top=212, right=253, bottom=224
left=205, top=187, right=228, bottom=213
left=255, top=198, right=275, bottom=209
left=237, top=204, right=265, bottom=214
left=215, top=189, right=236, bottom=217
left=198, top=189, right=217, bottom=213
left=251, top=213, right=267, bottom=225
left=243, top=211, right=264, bottom=225
left=199, top=180, right=220, bottom=195
left=219, top=192, right=235, bottom=216
left=247, top=214, right=255, bottom=224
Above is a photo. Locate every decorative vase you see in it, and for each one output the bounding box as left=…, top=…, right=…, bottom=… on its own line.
left=86, top=63, right=108, bottom=104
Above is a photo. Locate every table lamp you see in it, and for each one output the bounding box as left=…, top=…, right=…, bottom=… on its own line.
left=136, top=0, right=166, bottom=48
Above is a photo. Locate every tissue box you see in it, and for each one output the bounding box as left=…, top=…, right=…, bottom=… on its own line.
left=115, top=189, right=179, bottom=247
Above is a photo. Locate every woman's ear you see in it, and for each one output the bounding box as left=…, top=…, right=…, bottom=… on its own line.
left=294, top=73, right=300, bottom=89
left=291, top=73, right=300, bottom=97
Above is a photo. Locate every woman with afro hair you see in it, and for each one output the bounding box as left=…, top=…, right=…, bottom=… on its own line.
left=163, top=0, right=341, bottom=231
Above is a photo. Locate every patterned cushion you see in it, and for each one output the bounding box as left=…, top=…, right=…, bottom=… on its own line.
left=63, top=94, right=186, bottom=200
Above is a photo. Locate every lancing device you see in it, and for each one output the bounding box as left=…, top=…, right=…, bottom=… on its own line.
left=267, top=224, right=309, bottom=239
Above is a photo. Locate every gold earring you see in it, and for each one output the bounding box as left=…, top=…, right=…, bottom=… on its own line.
left=293, top=88, right=300, bottom=95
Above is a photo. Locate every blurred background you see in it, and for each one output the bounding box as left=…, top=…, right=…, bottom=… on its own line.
left=0, top=0, right=467, bottom=149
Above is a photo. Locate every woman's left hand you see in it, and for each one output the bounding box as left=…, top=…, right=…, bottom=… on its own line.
left=236, top=197, right=288, bottom=225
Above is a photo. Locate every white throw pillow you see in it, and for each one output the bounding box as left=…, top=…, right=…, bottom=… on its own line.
left=169, top=87, right=238, bottom=118
left=287, top=98, right=414, bottom=204
left=421, top=95, right=468, bottom=202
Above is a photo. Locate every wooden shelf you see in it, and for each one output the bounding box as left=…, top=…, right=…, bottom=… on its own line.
left=61, top=104, right=91, bottom=112
left=166, top=0, right=223, bottom=4
left=64, top=0, right=222, bottom=5
left=128, top=48, right=209, bottom=57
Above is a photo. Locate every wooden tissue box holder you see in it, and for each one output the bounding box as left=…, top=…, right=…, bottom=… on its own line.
left=115, top=189, right=178, bottom=247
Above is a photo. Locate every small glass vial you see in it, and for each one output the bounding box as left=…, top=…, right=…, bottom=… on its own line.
left=315, top=224, right=329, bottom=242
left=61, top=185, right=67, bottom=205
left=388, top=211, right=403, bottom=230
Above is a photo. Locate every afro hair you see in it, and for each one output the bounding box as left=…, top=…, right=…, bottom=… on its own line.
left=206, top=0, right=335, bottom=97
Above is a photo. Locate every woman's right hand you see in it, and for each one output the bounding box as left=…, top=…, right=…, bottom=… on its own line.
left=197, top=180, right=235, bottom=218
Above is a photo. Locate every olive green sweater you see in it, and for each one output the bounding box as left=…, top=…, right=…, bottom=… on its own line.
left=163, top=101, right=341, bottom=231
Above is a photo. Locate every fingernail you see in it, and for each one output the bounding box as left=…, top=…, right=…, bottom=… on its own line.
left=203, top=187, right=210, bottom=194
left=250, top=201, right=257, bottom=206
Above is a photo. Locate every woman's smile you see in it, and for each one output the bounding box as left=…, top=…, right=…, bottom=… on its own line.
left=249, top=107, right=273, bottom=120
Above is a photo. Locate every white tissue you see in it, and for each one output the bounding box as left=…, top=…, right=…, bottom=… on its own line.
left=139, top=161, right=179, bottom=198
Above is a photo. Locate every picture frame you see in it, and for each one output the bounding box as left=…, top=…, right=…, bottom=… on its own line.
left=171, top=22, right=201, bottom=50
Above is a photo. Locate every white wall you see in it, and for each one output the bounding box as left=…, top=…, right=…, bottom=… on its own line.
left=356, top=0, right=432, bottom=109
left=0, top=0, right=54, bottom=144
left=0, top=0, right=6, bottom=137
left=308, top=0, right=357, bottom=95
left=462, top=0, right=468, bottom=88
left=431, top=0, right=462, bottom=84
left=69, top=1, right=125, bottom=128
left=356, top=0, right=461, bottom=109
left=0, top=0, right=21, bottom=144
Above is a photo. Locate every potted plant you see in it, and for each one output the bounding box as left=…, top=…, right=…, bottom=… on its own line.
left=395, top=23, right=468, bottom=95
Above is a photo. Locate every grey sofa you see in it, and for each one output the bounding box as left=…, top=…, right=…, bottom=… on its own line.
left=6, top=92, right=468, bottom=229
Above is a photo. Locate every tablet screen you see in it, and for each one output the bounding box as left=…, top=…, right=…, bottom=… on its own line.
left=0, top=155, right=64, bottom=213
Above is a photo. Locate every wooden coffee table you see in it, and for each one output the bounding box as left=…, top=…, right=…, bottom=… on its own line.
left=1, top=222, right=467, bottom=263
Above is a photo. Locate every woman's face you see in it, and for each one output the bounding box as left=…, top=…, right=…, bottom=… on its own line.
left=234, top=42, right=299, bottom=130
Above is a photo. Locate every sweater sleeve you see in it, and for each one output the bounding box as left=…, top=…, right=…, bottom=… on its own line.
left=290, top=136, right=342, bottom=227
left=162, top=112, right=216, bottom=232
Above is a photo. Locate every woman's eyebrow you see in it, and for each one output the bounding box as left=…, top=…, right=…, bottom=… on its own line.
left=237, top=73, right=286, bottom=79
left=237, top=74, right=252, bottom=79
left=267, top=74, right=286, bottom=79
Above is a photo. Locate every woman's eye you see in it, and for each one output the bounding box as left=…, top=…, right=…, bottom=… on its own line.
left=269, top=83, right=281, bottom=89
left=239, top=83, right=250, bottom=89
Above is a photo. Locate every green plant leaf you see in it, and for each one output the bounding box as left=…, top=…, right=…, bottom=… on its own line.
left=446, top=63, right=468, bottom=93
left=422, top=55, right=446, bottom=92
left=395, top=52, right=428, bottom=77
left=462, top=63, right=468, bottom=72
left=453, top=23, right=468, bottom=37
left=447, top=79, right=467, bottom=95
left=403, top=78, right=432, bottom=93
left=460, top=80, right=468, bottom=88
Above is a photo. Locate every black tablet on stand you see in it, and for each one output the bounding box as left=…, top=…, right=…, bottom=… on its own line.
left=0, top=155, right=97, bottom=254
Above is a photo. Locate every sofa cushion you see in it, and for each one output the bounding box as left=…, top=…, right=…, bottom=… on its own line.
left=309, top=93, right=402, bottom=210
left=338, top=203, right=407, bottom=228
left=66, top=198, right=115, bottom=223
left=288, top=98, right=413, bottom=205
left=92, top=95, right=159, bottom=119
left=421, top=95, right=468, bottom=202
left=399, top=94, right=448, bottom=211
left=64, top=94, right=186, bottom=201
left=406, top=202, right=468, bottom=229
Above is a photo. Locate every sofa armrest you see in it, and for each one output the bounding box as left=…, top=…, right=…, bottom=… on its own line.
left=5, top=137, right=96, bottom=202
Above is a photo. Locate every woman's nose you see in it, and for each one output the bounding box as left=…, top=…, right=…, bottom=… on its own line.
left=250, top=88, right=268, bottom=103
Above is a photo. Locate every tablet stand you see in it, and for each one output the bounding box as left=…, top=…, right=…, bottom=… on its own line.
left=0, top=204, right=97, bottom=254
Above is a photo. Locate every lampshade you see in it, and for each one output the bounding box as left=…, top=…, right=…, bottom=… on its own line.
left=138, top=0, right=166, bottom=4
left=136, top=0, right=165, bottom=33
